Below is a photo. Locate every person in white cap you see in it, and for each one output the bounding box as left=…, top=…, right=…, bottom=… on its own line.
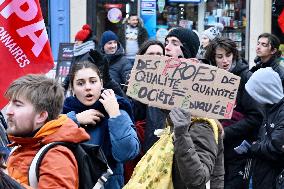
left=196, top=23, right=224, bottom=59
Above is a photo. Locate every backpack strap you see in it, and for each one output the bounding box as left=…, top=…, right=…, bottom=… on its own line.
left=28, top=142, right=66, bottom=188
left=28, top=142, right=113, bottom=189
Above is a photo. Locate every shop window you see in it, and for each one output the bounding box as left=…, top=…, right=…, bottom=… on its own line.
left=157, top=3, right=198, bottom=30
left=156, top=0, right=247, bottom=57
left=204, top=0, right=247, bottom=57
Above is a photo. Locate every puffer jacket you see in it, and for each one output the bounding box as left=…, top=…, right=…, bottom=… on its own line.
left=7, top=115, right=90, bottom=189
left=100, top=43, right=132, bottom=85
left=172, top=118, right=224, bottom=189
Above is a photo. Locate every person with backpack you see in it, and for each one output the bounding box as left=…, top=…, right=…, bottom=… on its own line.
left=5, top=74, right=90, bottom=188
left=62, top=60, right=140, bottom=189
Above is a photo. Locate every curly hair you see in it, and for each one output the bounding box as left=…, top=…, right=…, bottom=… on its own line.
left=204, top=37, right=239, bottom=67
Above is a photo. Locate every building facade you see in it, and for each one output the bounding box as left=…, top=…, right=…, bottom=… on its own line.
left=41, top=0, right=283, bottom=65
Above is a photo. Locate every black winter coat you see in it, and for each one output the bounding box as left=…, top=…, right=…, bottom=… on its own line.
left=251, top=98, right=284, bottom=189
left=101, top=43, right=132, bottom=86
left=251, top=57, right=284, bottom=88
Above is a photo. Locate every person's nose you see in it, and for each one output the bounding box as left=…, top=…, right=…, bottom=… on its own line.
left=165, top=43, right=171, bottom=51
left=6, top=102, right=14, bottom=116
left=85, top=82, right=92, bottom=90
left=222, top=56, right=229, bottom=62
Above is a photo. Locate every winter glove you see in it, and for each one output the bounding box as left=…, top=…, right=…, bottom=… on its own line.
left=169, top=107, right=191, bottom=134
left=102, top=58, right=111, bottom=84
left=88, top=49, right=112, bottom=84
left=88, top=49, right=104, bottom=67
left=234, top=140, right=251, bottom=154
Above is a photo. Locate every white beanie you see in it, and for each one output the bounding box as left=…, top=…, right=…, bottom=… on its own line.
left=203, top=23, right=224, bottom=40
left=245, top=67, right=284, bottom=104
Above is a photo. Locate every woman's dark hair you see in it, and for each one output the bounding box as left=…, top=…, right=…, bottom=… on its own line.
left=137, top=40, right=165, bottom=55
left=69, top=60, right=101, bottom=89
left=258, top=33, right=281, bottom=58
left=205, top=37, right=239, bottom=66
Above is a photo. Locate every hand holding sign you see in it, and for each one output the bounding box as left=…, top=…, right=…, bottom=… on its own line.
left=126, top=55, right=240, bottom=119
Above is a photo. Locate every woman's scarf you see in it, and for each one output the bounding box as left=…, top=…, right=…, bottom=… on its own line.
left=62, top=95, right=134, bottom=146
left=63, top=95, right=134, bottom=121
left=73, top=40, right=95, bottom=57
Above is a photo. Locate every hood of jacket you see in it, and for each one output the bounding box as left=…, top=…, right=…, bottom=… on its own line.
left=245, top=67, right=284, bottom=105
left=9, top=114, right=90, bottom=146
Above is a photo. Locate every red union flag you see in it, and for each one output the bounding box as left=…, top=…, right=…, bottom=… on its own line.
left=0, top=0, right=54, bottom=109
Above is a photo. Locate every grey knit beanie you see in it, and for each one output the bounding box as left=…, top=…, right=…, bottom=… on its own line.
left=203, top=23, right=224, bottom=40
left=245, top=67, right=284, bottom=104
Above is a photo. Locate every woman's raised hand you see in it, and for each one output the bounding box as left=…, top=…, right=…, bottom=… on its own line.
left=99, top=89, right=120, bottom=118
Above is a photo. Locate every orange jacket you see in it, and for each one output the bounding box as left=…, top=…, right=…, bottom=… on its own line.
left=7, top=115, right=90, bottom=189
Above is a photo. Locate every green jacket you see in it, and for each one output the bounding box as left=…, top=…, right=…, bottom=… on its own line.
left=172, top=118, right=224, bottom=189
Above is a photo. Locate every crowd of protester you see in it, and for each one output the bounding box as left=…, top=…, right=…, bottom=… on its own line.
left=0, top=12, right=284, bottom=189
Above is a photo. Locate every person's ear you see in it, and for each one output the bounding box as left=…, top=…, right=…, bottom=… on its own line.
left=271, top=48, right=277, bottom=55
left=35, top=111, right=48, bottom=126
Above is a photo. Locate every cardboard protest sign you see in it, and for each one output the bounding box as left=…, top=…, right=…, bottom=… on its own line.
left=127, top=55, right=240, bottom=119
left=0, top=0, right=54, bottom=109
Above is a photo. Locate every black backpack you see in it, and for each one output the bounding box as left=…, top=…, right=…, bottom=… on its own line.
left=28, top=142, right=113, bottom=189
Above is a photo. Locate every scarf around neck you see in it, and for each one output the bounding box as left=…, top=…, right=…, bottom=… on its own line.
left=73, top=40, right=95, bottom=57
left=62, top=95, right=134, bottom=147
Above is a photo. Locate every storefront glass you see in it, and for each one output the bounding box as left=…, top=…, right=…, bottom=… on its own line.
left=155, top=0, right=247, bottom=57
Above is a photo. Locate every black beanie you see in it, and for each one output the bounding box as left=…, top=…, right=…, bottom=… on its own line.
left=166, top=28, right=200, bottom=58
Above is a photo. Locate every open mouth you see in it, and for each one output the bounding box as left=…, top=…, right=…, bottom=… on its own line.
left=85, top=94, right=94, bottom=100
left=223, top=65, right=229, bottom=70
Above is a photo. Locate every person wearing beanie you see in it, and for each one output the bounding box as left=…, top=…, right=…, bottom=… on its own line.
left=62, top=24, right=97, bottom=92
left=165, top=27, right=200, bottom=59
left=99, top=30, right=132, bottom=87
left=151, top=27, right=225, bottom=189
left=196, top=23, right=224, bottom=59
left=73, top=24, right=96, bottom=57
left=244, top=67, right=284, bottom=189
left=146, top=27, right=201, bottom=153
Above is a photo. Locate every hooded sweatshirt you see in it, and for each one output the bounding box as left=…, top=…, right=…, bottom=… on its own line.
left=7, top=115, right=90, bottom=189
left=245, top=67, right=284, bottom=105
